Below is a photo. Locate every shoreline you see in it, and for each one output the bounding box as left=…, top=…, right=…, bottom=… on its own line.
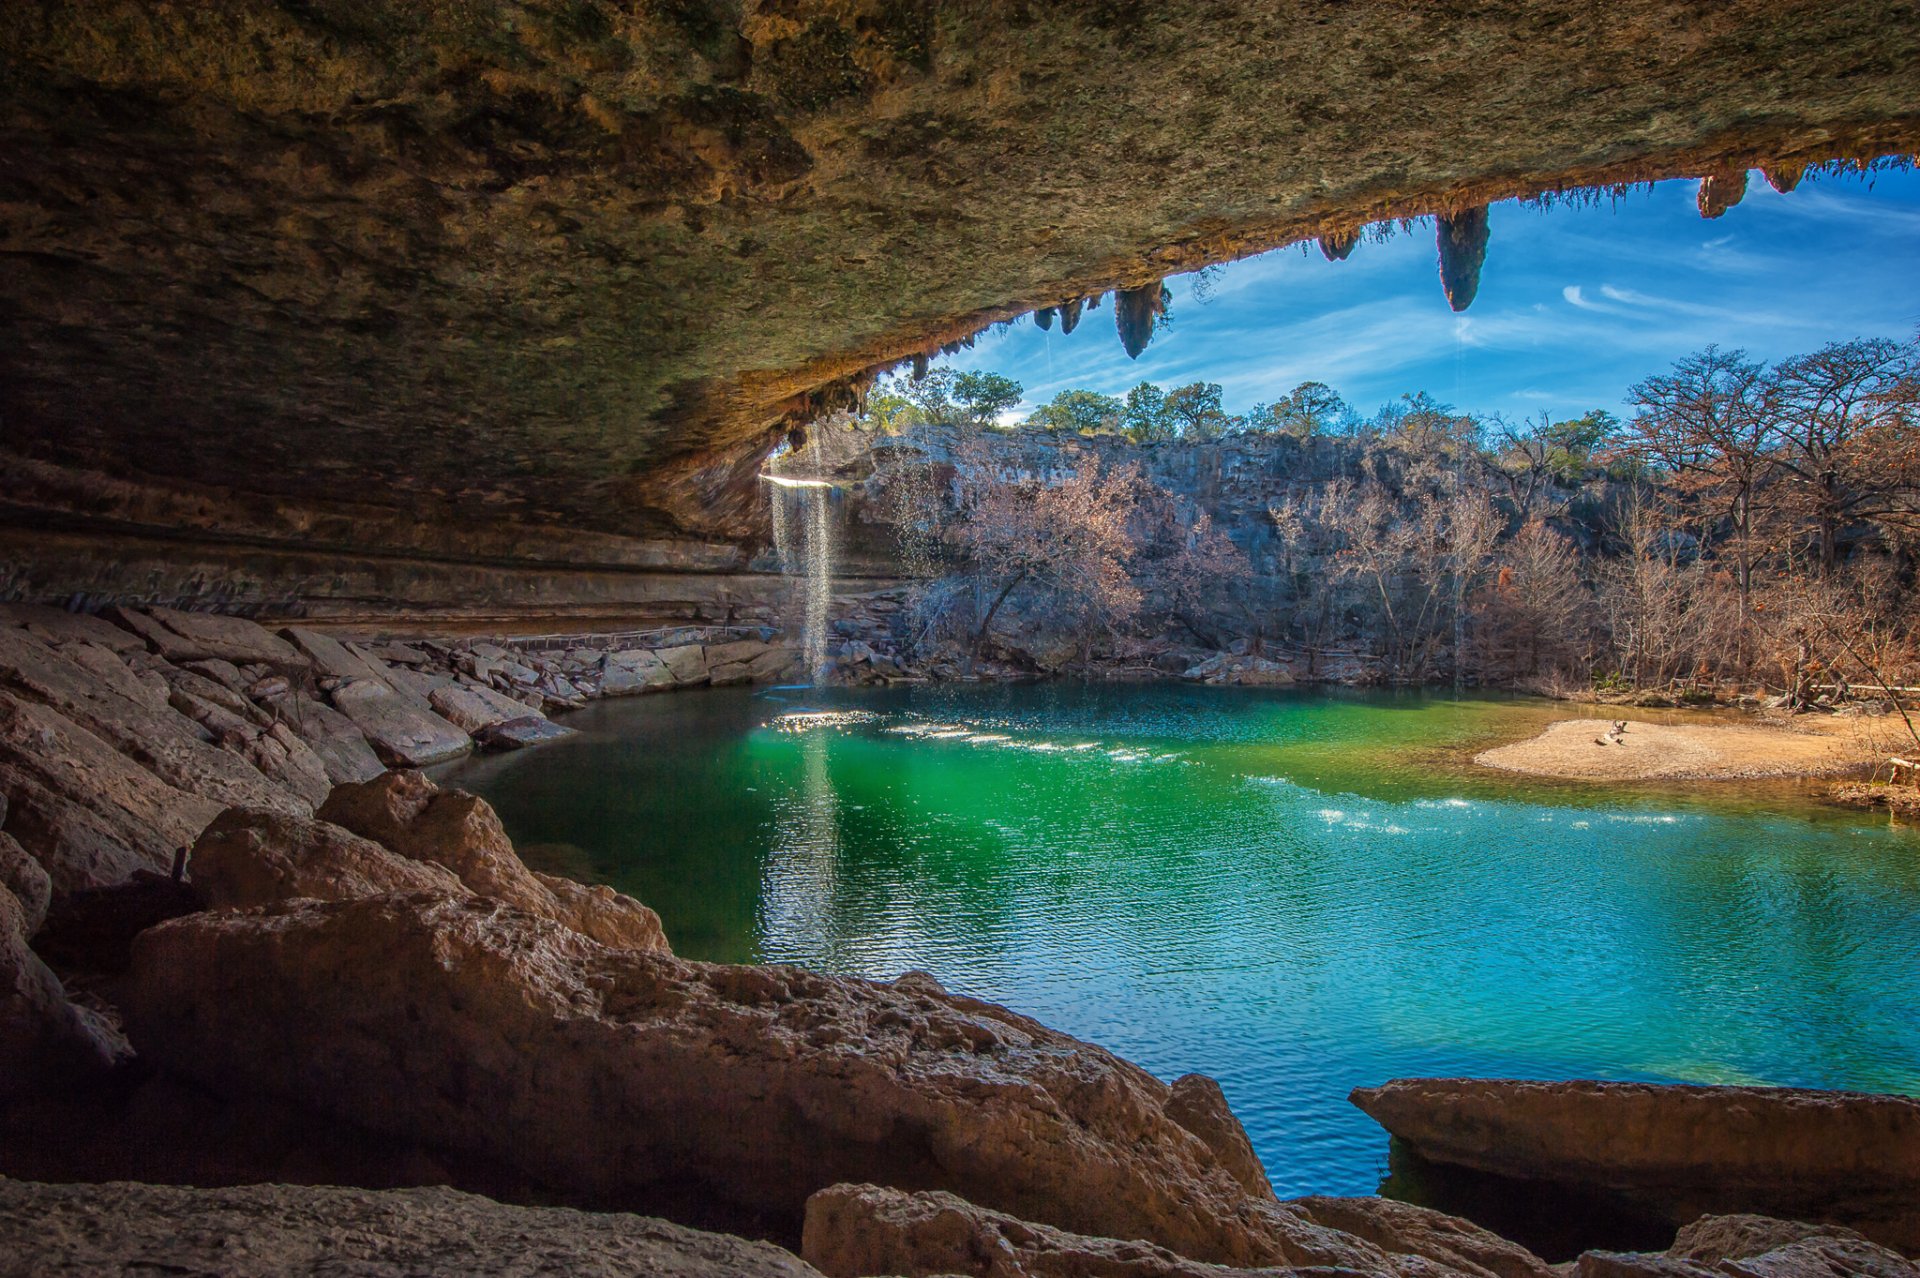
left=1472, top=713, right=1884, bottom=783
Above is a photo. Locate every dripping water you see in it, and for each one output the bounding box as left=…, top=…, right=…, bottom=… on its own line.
left=802, top=432, right=835, bottom=685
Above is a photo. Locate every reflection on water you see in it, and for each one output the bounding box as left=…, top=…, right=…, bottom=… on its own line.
left=442, top=683, right=1920, bottom=1221
left=762, top=718, right=842, bottom=957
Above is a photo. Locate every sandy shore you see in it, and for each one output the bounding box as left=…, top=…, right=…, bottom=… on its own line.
left=1475, top=716, right=1875, bottom=781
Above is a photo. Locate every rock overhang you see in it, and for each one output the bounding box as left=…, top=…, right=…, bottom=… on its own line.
left=2, top=0, right=1918, bottom=552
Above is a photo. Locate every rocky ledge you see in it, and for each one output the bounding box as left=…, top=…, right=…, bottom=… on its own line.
left=0, top=1178, right=825, bottom=1278
left=1352, top=1078, right=1920, bottom=1254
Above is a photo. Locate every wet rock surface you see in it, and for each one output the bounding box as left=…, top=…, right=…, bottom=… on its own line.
left=0, top=1178, right=826, bottom=1278
left=1352, top=1078, right=1920, bottom=1253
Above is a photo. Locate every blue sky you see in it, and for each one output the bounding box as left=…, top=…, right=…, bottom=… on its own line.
left=935, top=167, right=1920, bottom=426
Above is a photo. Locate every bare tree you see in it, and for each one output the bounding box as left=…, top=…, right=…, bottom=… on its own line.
left=946, top=439, right=1145, bottom=671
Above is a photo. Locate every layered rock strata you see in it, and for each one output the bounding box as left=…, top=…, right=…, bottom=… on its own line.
left=1352, top=1078, right=1920, bottom=1253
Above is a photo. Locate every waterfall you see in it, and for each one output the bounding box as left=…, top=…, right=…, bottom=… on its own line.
left=770, top=478, right=793, bottom=574
left=762, top=433, right=837, bottom=686
left=802, top=433, right=835, bottom=685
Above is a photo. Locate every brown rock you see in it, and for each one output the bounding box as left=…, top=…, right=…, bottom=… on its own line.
left=1290, top=1196, right=1557, bottom=1278
left=2, top=882, right=131, bottom=1095
left=316, top=771, right=663, bottom=952
left=0, top=627, right=307, bottom=819
left=190, top=808, right=467, bottom=911
left=1575, top=1213, right=1918, bottom=1278
left=0, top=692, right=219, bottom=893
left=124, top=893, right=1369, bottom=1266
left=1165, top=1073, right=1273, bottom=1200
left=533, top=872, right=668, bottom=954
left=801, top=1183, right=1313, bottom=1278
left=1350, top=1078, right=1920, bottom=1253
left=0, top=1178, right=827, bottom=1278
left=0, top=830, right=52, bottom=936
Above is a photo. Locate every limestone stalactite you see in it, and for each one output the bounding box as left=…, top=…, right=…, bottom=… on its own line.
left=1320, top=230, right=1359, bottom=261
left=1115, top=282, right=1166, bottom=359
left=1698, top=167, right=1750, bottom=217
left=1434, top=208, right=1491, bottom=312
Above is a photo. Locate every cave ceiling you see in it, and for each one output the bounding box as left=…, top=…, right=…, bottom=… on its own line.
left=3, top=1, right=1918, bottom=543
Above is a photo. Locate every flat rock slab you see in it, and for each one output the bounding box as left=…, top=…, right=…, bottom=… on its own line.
left=0, top=604, right=146, bottom=653
left=1352, top=1078, right=1920, bottom=1253
left=329, top=679, right=470, bottom=767
left=108, top=608, right=307, bottom=671
left=0, top=1178, right=825, bottom=1278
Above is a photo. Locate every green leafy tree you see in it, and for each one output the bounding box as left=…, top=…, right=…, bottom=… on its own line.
left=1265, top=381, right=1354, bottom=437
left=1164, top=382, right=1231, bottom=440
left=1027, top=388, right=1124, bottom=434
left=1121, top=382, right=1176, bottom=443
left=952, top=371, right=1024, bottom=425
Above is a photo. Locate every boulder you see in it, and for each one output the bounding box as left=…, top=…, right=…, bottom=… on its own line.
left=108, top=607, right=308, bottom=671
left=259, top=691, right=386, bottom=785
left=656, top=643, right=709, bottom=685
left=428, top=683, right=535, bottom=734
left=0, top=765, right=171, bottom=896
left=0, top=1179, right=826, bottom=1278
left=600, top=652, right=674, bottom=696
left=0, top=829, right=53, bottom=936
left=2, top=881, right=131, bottom=1095
left=1290, top=1196, right=1557, bottom=1278
left=125, top=893, right=1373, bottom=1268
left=190, top=808, right=467, bottom=911
left=706, top=640, right=771, bottom=686
left=801, top=1183, right=1307, bottom=1278
left=0, top=603, right=147, bottom=653
left=316, top=771, right=662, bottom=952
left=1574, top=1213, right=1918, bottom=1278
left=1351, top=1078, right=1920, bottom=1253
left=475, top=716, right=575, bottom=750
left=329, top=679, right=471, bottom=768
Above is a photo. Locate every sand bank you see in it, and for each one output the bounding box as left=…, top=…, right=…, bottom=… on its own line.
left=1475, top=716, right=1873, bottom=781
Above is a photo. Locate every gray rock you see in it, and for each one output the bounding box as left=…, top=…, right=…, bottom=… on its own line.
left=657, top=643, right=708, bottom=684
left=476, top=716, right=575, bottom=750
left=260, top=692, right=385, bottom=786
left=0, top=1179, right=825, bottom=1278
left=329, top=680, right=471, bottom=768
left=428, top=683, right=541, bottom=734
left=281, top=627, right=391, bottom=685
left=108, top=608, right=307, bottom=671
left=0, top=604, right=147, bottom=653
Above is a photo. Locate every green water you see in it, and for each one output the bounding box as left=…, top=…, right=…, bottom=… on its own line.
left=441, top=683, right=1920, bottom=1209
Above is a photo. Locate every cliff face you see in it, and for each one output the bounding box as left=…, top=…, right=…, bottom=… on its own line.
left=3, top=0, right=1919, bottom=611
